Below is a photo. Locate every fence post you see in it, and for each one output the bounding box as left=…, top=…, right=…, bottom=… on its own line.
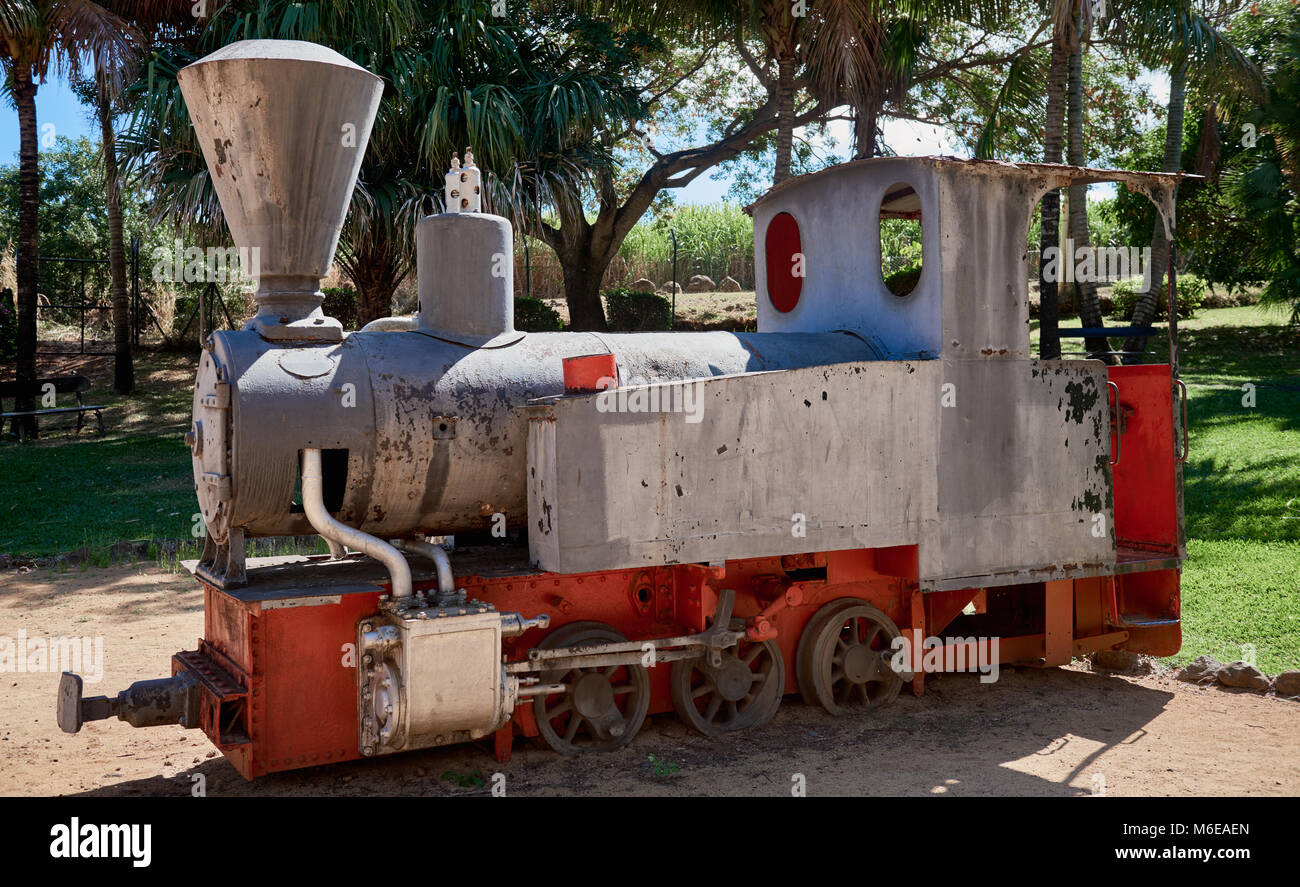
left=669, top=228, right=677, bottom=330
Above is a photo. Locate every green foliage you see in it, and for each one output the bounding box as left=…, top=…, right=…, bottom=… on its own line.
left=646, top=754, right=682, bottom=779
left=880, top=218, right=922, bottom=275
left=322, top=286, right=359, bottom=331
left=1109, top=274, right=1205, bottom=320
left=513, top=296, right=563, bottom=332
left=884, top=265, right=922, bottom=297
left=439, top=768, right=485, bottom=788
left=603, top=287, right=672, bottom=331
left=0, top=294, right=16, bottom=362
left=621, top=203, right=755, bottom=290
left=1109, top=3, right=1300, bottom=311
left=1223, top=0, right=1300, bottom=264
left=0, top=136, right=172, bottom=317
left=123, top=1, right=648, bottom=280
left=1111, top=120, right=1265, bottom=295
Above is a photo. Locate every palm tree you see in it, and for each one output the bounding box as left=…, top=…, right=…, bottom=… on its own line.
left=1112, top=0, right=1259, bottom=356
left=1065, top=3, right=1112, bottom=360
left=90, top=2, right=192, bottom=393
left=759, top=0, right=802, bottom=183
left=1, top=0, right=137, bottom=438
left=1038, top=10, right=1072, bottom=360
left=801, top=1, right=927, bottom=160
left=124, top=0, right=635, bottom=328
left=122, top=0, right=427, bottom=327
left=93, top=78, right=134, bottom=392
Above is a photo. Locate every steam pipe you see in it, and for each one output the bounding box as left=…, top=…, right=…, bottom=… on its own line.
left=302, top=448, right=411, bottom=598
left=392, top=539, right=454, bottom=596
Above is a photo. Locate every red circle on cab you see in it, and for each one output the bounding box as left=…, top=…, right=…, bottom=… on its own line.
left=764, top=211, right=803, bottom=313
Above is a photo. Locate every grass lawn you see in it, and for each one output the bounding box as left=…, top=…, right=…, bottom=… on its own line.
left=1169, top=306, right=1300, bottom=673
left=2, top=306, right=1298, bottom=670
left=1, top=351, right=198, bottom=559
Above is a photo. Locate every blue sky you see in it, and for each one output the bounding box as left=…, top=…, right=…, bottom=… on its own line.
left=0, top=75, right=96, bottom=164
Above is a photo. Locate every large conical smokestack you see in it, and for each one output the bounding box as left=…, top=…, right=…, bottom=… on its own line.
left=178, top=40, right=383, bottom=341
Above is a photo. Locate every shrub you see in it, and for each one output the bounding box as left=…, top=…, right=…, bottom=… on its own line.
left=322, top=286, right=359, bottom=330
left=883, top=264, right=922, bottom=297
left=1109, top=273, right=1204, bottom=321
left=604, top=287, right=672, bottom=331
left=0, top=290, right=16, bottom=363
left=514, top=297, right=563, bottom=332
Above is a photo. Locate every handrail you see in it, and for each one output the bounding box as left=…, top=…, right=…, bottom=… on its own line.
left=1106, top=381, right=1121, bottom=466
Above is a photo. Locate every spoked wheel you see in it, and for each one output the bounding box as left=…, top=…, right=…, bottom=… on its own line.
left=795, top=598, right=862, bottom=705
left=670, top=639, right=785, bottom=737
left=809, top=604, right=904, bottom=716
left=533, top=622, right=651, bottom=755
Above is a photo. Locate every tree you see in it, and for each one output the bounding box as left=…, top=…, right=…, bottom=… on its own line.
left=124, top=0, right=637, bottom=327
left=1065, top=3, right=1112, bottom=360
left=88, top=2, right=194, bottom=392
left=1039, top=18, right=1071, bottom=361
left=1110, top=0, right=1259, bottom=356
left=1, top=0, right=138, bottom=437
left=95, top=79, right=133, bottom=391
left=532, top=23, right=833, bottom=330
left=1222, top=1, right=1300, bottom=318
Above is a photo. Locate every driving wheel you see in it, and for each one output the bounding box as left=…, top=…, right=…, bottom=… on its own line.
left=670, top=638, right=785, bottom=737
left=809, top=604, right=904, bottom=715
left=533, top=622, right=651, bottom=755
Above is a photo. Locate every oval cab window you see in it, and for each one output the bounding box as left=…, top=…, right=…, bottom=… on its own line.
left=764, top=211, right=803, bottom=313
left=879, top=182, right=923, bottom=298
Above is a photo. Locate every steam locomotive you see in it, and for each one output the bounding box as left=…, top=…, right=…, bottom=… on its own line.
left=56, top=39, right=1187, bottom=779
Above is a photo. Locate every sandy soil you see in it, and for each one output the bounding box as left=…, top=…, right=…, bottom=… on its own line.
left=2, top=563, right=1297, bottom=797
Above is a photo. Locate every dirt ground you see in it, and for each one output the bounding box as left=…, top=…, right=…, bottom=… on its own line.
left=2, top=563, right=1297, bottom=798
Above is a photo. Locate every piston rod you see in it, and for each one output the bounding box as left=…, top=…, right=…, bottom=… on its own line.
left=302, top=447, right=412, bottom=598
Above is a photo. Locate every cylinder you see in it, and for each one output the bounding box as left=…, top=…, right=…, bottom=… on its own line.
left=417, top=213, right=515, bottom=341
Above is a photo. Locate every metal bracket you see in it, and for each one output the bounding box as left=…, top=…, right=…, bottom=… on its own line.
left=195, top=526, right=247, bottom=588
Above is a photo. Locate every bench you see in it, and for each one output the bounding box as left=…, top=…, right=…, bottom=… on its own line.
left=1057, top=325, right=1160, bottom=360
left=0, top=375, right=106, bottom=442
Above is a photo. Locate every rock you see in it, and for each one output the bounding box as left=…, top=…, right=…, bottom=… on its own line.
left=632, top=277, right=657, bottom=293
left=1216, top=660, right=1271, bottom=691
left=1176, top=654, right=1221, bottom=683
left=685, top=274, right=715, bottom=293
left=1272, top=670, right=1300, bottom=696
left=661, top=281, right=682, bottom=294
left=1092, top=650, right=1145, bottom=672
left=719, top=275, right=742, bottom=292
